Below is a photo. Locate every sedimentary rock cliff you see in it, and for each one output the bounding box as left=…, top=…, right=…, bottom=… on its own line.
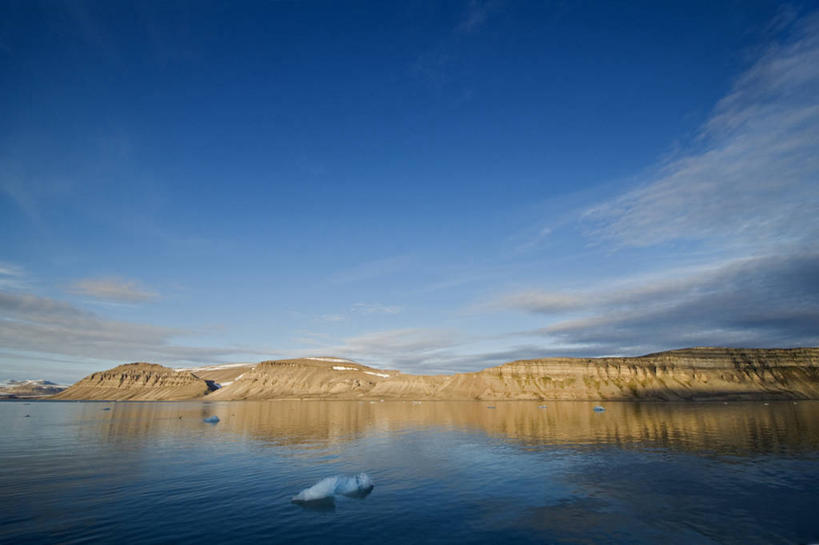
left=51, top=348, right=819, bottom=401
left=52, top=363, right=215, bottom=401
left=206, top=357, right=397, bottom=400
left=393, top=347, right=819, bottom=401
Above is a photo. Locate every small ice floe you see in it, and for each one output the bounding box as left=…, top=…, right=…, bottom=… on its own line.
left=203, top=416, right=220, bottom=424
left=292, top=473, right=374, bottom=505
left=593, top=406, right=606, bottom=412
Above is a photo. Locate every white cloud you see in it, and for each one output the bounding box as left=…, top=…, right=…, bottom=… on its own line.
left=0, top=290, right=258, bottom=366
left=68, top=276, right=158, bottom=303
left=295, top=327, right=461, bottom=372
left=0, top=262, right=25, bottom=290
left=584, top=14, right=819, bottom=251
left=351, top=302, right=402, bottom=315
left=495, top=253, right=819, bottom=355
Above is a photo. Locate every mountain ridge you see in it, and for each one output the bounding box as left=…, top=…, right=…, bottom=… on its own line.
left=48, top=347, right=819, bottom=401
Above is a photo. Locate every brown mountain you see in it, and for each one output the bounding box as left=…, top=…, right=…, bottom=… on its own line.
left=52, top=363, right=215, bottom=401
left=206, top=357, right=398, bottom=400
left=50, top=348, right=819, bottom=401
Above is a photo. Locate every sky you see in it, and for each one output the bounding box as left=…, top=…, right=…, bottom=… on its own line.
left=1, top=1, right=818, bottom=383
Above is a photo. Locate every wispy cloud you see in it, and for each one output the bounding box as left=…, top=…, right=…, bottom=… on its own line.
left=0, top=263, right=25, bottom=290
left=412, top=0, right=499, bottom=88
left=317, top=302, right=402, bottom=323
left=455, top=0, right=496, bottom=34
left=584, top=13, right=819, bottom=251
left=351, top=302, right=402, bottom=315
left=328, top=255, right=411, bottom=284
left=68, top=276, right=158, bottom=303
left=482, top=14, right=819, bottom=357
left=495, top=253, right=819, bottom=356
left=0, top=290, right=257, bottom=365
left=295, top=327, right=461, bottom=372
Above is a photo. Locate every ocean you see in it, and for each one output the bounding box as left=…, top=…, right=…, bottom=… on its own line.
left=2, top=400, right=818, bottom=544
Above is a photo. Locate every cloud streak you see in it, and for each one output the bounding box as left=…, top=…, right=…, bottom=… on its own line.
left=480, top=15, right=819, bottom=359
left=497, top=253, right=819, bottom=356
left=584, top=13, right=819, bottom=251
left=0, top=290, right=256, bottom=366
left=68, top=276, right=158, bottom=303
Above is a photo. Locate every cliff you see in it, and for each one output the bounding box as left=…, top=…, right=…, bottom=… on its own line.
left=415, top=347, right=819, bottom=401
left=50, top=348, right=819, bottom=401
left=206, top=357, right=398, bottom=400
left=52, top=363, right=215, bottom=401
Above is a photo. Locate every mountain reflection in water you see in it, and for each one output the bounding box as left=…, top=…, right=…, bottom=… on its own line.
left=2, top=400, right=818, bottom=545
left=81, top=400, right=819, bottom=456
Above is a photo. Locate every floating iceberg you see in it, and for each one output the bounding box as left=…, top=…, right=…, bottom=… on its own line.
left=593, top=406, right=606, bottom=412
left=203, top=416, right=220, bottom=423
left=292, top=473, right=374, bottom=504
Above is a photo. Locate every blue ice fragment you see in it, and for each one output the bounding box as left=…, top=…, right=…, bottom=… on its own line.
left=292, top=473, right=374, bottom=503
left=593, top=406, right=606, bottom=412
left=203, top=416, right=220, bottom=424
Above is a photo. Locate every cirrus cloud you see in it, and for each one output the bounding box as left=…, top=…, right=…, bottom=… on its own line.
left=68, top=276, right=158, bottom=303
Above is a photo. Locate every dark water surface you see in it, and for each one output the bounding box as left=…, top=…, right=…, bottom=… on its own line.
left=2, top=400, right=818, bottom=544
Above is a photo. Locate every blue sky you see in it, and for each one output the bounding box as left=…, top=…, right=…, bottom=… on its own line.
left=1, top=1, right=818, bottom=383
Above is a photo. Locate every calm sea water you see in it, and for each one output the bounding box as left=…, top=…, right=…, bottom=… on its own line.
left=1, top=400, right=818, bottom=544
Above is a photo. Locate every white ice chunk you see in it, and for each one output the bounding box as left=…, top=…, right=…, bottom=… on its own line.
left=292, top=473, right=374, bottom=503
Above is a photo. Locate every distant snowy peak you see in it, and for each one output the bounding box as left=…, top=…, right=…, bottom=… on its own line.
left=0, top=379, right=68, bottom=398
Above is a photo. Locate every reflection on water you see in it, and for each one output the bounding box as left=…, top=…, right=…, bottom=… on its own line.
left=79, top=400, right=819, bottom=456
left=1, top=400, right=818, bottom=545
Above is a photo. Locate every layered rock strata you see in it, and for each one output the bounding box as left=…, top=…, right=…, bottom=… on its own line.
left=53, top=363, right=215, bottom=401
left=52, top=348, right=819, bottom=401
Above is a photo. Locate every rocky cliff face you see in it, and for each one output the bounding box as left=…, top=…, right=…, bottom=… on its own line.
left=424, top=347, right=819, bottom=401
left=206, top=357, right=398, bottom=400
left=51, top=348, right=819, bottom=401
left=52, top=363, right=215, bottom=401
